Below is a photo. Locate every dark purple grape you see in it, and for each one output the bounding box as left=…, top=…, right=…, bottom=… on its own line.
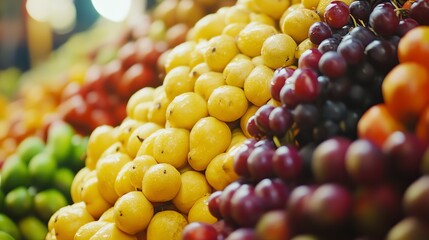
left=273, top=145, right=303, bottom=181
left=271, top=67, right=295, bottom=102
left=255, top=178, right=290, bottom=210
left=322, top=100, right=347, bottom=123
left=349, top=0, right=371, bottom=23
left=247, top=147, right=275, bottom=181
left=347, top=84, right=374, bottom=110
left=345, top=139, right=387, bottom=186
left=410, top=0, right=429, bottom=25
left=313, top=120, right=341, bottom=143
left=230, top=184, right=266, bottom=227
left=293, top=103, right=320, bottom=129
left=396, top=18, right=419, bottom=37
left=268, top=106, right=293, bottom=137
left=350, top=61, right=376, bottom=86
left=317, top=75, right=332, bottom=99
left=233, top=144, right=254, bottom=179
left=318, top=51, right=347, bottom=78
left=309, top=21, right=333, bottom=45
left=293, top=68, right=320, bottom=102
left=219, top=181, right=242, bottom=223
left=208, top=191, right=223, bottom=219
left=337, top=37, right=365, bottom=65
left=342, top=111, right=359, bottom=139
left=247, top=116, right=265, bottom=139
left=280, top=85, right=299, bottom=109
left=349, top=26, right=377, bottom=47
left=299, top=143, right=317, bottom=180
left=254, top=105, right=275, bottom=134
left=327, top=75, right=352, bottom=100
left=312, top=137, right=352, bottom=184
left=226, top=228, right=259, bottom=240
left=364, top=39, right=398, bottom=73
left=318, top=37, right=340, bottom=53
left=298, top=48, right=323, bottom=71
left=369, top=2, right=399, bottom=36
left=324, top=1, right=351, bottom=29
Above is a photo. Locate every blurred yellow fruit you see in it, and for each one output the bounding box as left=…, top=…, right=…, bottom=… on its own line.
left=187, top=195, right=218, bottom=224
left=142, top=163, right=182, bottom=202
left=50, top=202, right=94, bottom=240
left=88, top=223, right=136, bottom=240
left=71, top=167, right=90, bottom=203
left=81, top=175, right=112, bottom=219
left=86, top=126, right=118, bottom=170
left=75, top=221, right=108, bottom=240
left=146, top=210, right=188, bottom=240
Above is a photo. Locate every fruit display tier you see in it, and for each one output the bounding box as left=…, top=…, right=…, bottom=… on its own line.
left=1, top=0, right=429, bottom=239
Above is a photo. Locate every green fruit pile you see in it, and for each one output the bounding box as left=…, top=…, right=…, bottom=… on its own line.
left=0, top=120, right=88, bottom=240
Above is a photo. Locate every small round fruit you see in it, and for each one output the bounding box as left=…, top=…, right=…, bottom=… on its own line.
left=398, top=26, right=429, bottom=68
left=207, top=85, right=248, bottom=122
left=142, top=163, right=182, bottom=202
left=166, top=92, right=208, bottom=129
left=147, top=210, right=188, bottom=240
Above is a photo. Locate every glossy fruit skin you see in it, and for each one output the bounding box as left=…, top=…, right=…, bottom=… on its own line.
left=398, top=26, right=429, bottom=69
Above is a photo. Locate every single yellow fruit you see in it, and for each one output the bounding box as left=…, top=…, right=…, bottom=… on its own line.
left=114, top=191, right=154, bottom=235
left=223, top=54, right=254, bottom=88
left=240, top=105, right=259, bottom=137
left=164, top=66, right=195, bottom=101
left=249, top=12, right=276, bottom=27
left=188, top=117, right=232, bottom=171
left=166, top=92, right=208, bottom=130
left=152, top=128, right=190, bottom=168
left=237, top=22, right=278, bottom=58
left=295, top=38, right=317, bottom=59
left=81, top=176, right=112, bottom=219
left=96, top=153, right=132, bottom=205
left=172, top=171, right=212, bottom=214
left=117, top=119, right=141, bottom=148
left=89, top=222, right=136, bottom=240
left=205, top=153, right=231, bottom=191
left=114, top=161, right=136, bottom=197
left=126, top=87, right=155, bottom=118
left=281, top=8, right=321, bottom=43
left=224, top=6, right=250, bottom=24
left=147, top=93, right=171, bottom=126
left=190, top=13, right=225, bottom=41
left=253, top=0, right=290, bottom=20
left=146, top=210, right=188, bottom=240
left=132, top=101, right=152, bottom=122
left=262, top=33, right=298, bottom=69
left=222, top=22, right=247, bottom=38
left=279, top=4, right=305, bottom=29
left=99, top=207, right=115, bottom=222
left=51, top=202, right=94, bottom=240
left=142, top=163, right=182, bottom=202
left=188, top=40, right=209, bottom=68
left=100, top=141, right=127, bottom=159
left=126, top=122, right=163, bottom=158
left=194, top=71, right=225, bottom=101
left=164, top=41, right=196, bottom=73
left=244, top=65, right=274, bottom=106
left=187, top=195, right=218, bottom=224
left=75, top=221, right=108, bottom=240
left=204, top=34, right=238, bottom=72
left=86, top=125, right=118, bottom=169
left=207, top=85, right=249, bottom=122
left=136, top=130, right=159, bottom=157
left=129, top=155, right=157, bottom=191
left=71, top=167, right=90, bottom=203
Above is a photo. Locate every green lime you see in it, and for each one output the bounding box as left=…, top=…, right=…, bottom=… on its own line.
left=1, top=155, right=30, bottom=193
left=0, top=231, right=15, bottom=240
left=18, top=216, right=48, bottom=240
left=0, top=188, right=4, bottom=211
left=70, top=135, right=88, bottom=171
left=16, top=136, right=45, bottom=165
left=45, top=121, right=75, bottom=166
left=0, top=214, right=21, bottom=240
left=34, top=188, right=68, bottom=222
left=28, top=152, right=57, bottom=188
left=52, top=168, right=75, bottom=201
left=4, top=186, right=33, bottom=219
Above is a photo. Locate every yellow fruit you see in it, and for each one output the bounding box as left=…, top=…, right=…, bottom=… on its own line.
left=189, top=62, right=211, bottom=83
left=281, top=8, right=321, bottom=43
left=279, top=3, right=305, bottom=29
left=225, top=6, right=250, bottom=24
left=237, top=22, right=278, bottom=57
left=204, top=34, right=238, bottom=72
left=71, top=167, right=90, bottom=203
left=51, top=202, right=94, bottom=240
left=227, top=128, right=248, bottom=152
left=187, top=196, right=218, bottom=224
left=172, top=171, right=212, bottom=214
left=176, top=0, right=206, bottom=27
left=81, top=175, right=112, bottom=219
left=146, top=210, right=188, bottom=240
left=253, top=0, right=290, bottom=20
left=249, top=12, right=277, bottom=27
left=128, top=155, right=157, bottom=191
left=190, top=13, right=226, bottom=41
left=136, top=131, right=159, bottom=157
left=189, top=40, right=209, bottom=68
left=114, top=161, right=136, bottom=197
left=223, top=54, right=254, bottom=88
left=295, top=38, right=317, bottom=59
left=164, top=66, right=195, bottom=101
left=152, top=128, right=189, bottom=168
left=207, top=85, right=249, bottom=122
left=164, top=41, right=196, bottom=73
left=75, top=221, right=108, bottom=240
left=251, top=55, right=264, bottom=66
left=96, top=153, right=132, bottom=205
left=126, top=87, right=155, bottom=118
left=194, top=71, right=225, bottom=101
left=261, top=33, right=298, bottom=69
left=244, top=65, right=274, bottom=106
left=99, top=207, right=115, bottom=222
left=89, top=223, right=136, bottom=240
left=205, top=153, right=231, bottom=191
left=114, top=191, right=154, bottom=235
left=222, top=23, right=247, bottom=38
left=126, top=122, right=163, bottom=158
left=303, top=0, right=320, bottom=9
left=166, top=92, right=208, bottom=130
left=117, top=119, right=141, bottom=147
left=132, top=102, right=152, bottom=122
left=100, top=141, right=127, bottom=159
left=188, top=117, right=232, bottom=171
left=142, top=163, right=182, bottom=202
left=223, top=147, right=241, bottom=182
left=147, top=92, right=171, bottom=126
left=86, top=125, right=118, bottom=170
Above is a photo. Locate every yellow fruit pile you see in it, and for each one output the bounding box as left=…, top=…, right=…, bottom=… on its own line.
left=46, top=0, right=343, bottom=239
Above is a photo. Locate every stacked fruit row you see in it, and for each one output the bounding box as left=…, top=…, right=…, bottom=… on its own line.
left=0, top=121, right=87, bottom=240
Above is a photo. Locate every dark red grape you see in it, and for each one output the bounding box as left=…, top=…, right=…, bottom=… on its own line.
left=254, top=104, right=275, bottom=134
left=349, top=0, right=371, bottom=23
left=247, top=147, right=275, bottom=181
left=268, top=106, right=293, bottom=137
left=230, top=184, right=266, bottom=227
left=337, top=38, right=365, bottom=65
left=327, top=75, right=352, bottom=101
left=254, top=138, right=276, bottom=150
left=318, top=37, right=340, bottom=53
left=219, top=181, right=242, bottom=223
left=226, top=228, right=259, bottom=240
left=369, top=2, right=399, bottom=36
left=312, top=137, right=352, bottom=184
left=287, top=185, right=317, bottom=233
left=293, top=103, right=320, bottom=129
left=273, top=145, right=303, bottom=181
left=182, top=222, right=219, bottom=240
left=208, top=191, right=223, bottom=219
left=396, top=18, right=419, bottom=37
left=345, top=139, right=386, bottom=186
left=298, top=48, right=323, bottom=71
left=293, top=69, right=320, bottom=102
left=309, top=21, right=333, bottom=45
left=364, top=39, right=398, bottom=73
left=246, top=116, right=265, bottom=139
left=318, top=51, right=347, bottom=78
left=271, top=67, right=295, bottom=102
left=255, top=178, right=290, bottom=210
left=324, top=1, right=351, bottom=29
left=313, top=120, right=341, bottom=143
left=349, top=26, right=376, bottom=47
left=280, top=85, right=299, bottom=109
left=233, top=144, right=253, bottom=179
left=410, top=0, right=429, bottom=25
